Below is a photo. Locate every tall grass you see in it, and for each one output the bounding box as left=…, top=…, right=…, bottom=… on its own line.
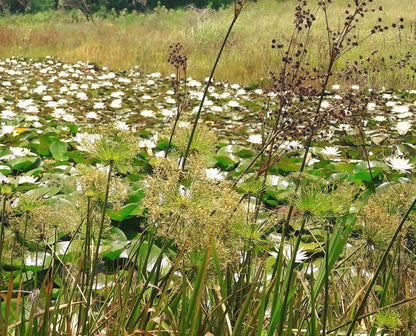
left=0, top=0, right=414, bottom=88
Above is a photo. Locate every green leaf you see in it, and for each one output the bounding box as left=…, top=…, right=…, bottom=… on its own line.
left=107, top=203, right=139, bottom=221
left=50, top=141, right=69, bottom=161
left=0, top=164, right=12, bottom=174
left=67, top=150, right=90, bottom=164
left=100, top=228, right=128, bottom=260
left=354, top=171, right=373, bottom=182
left=215, top=155, right=238, bottom=169
left=9, top=156, right=39, bottom=171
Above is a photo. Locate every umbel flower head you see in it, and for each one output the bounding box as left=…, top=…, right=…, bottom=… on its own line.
left=10, top=197, right=80, bottom=244
left=77, top=126, right=138, bottom=166
left=143, top=157, right=248, bottom=265
left=288, top=176, right=355, bottom=218
left=171, top=123, right=218, bottom=160
left=358, top=182, right=416, bottom=250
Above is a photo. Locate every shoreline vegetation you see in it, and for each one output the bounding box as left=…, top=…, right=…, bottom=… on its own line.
left=0, top=0, right=415, bottom=89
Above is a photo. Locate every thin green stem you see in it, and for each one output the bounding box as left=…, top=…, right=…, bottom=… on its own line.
left=181, top=13, right=239, bottom=170
left=0, top=196, right=7, bottom=273
left=84, top=162, right=113, bottom=335
left=276, top=215, right=308, bottom=335
left=345, top=197, right=416, bottom=336
left=322, top=226, right=330, bottom=335
left=358, top=123, right=375, bottom=188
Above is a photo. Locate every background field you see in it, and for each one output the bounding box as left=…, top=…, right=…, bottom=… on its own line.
left=0, top=0, right=415, bottom=89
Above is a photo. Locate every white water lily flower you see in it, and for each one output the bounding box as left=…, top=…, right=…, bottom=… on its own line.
left=386, top=156, right=414, bottom=173
left=139, top=139, right=156, bottom=149
left=86, top=112, right=99, bottom=119
left=338, top=124, right=353, bottom=132
left=1, top=110, right=16, bottom=119
left=280, top=140, right=303, bottom=150
left=18, top=175, right=38, bottom=184
left=227, top=100, right=240, bottom=108
left=331, top=84, right=340, bottom=91
left=321, top=100, right=330, bottom=109
left=161, top=109, right=175, bottom=117
left=26, top=105, right=39, bottom=113
left=76, top=92, right=88, bottom=100
left=110, top=99, right=122, bottom=108
left=373, top=115, right=386, bottom=122
left=93, top=102, right=105, bottom=109
left=392, top=105, right=409, bottom=113
left=205, top=168, right=225, bottom=180
left=321, top=146, right=341, bottom=159
left=17, top=99, right=34, bottom=109
left=267, top=175, right=289, bottom=187
left=367, top=102, right=377, bottom=111
left=211, top=106, right=223, bottom=112
left=283, top=245, right=308, bottom=263
left=165, top=98, right=176, bottom=104
left=247, top=134, right=262, bottom=144
left=188, top=79, right=202, bottom=87
left=46, top=101, right=57, bottom=108
left=62, top=113, right=76, bottom=122
left=34, top=85, right=47, bottom=94
left=351, top=85, right=360, bottom=90
left=0, top=125, right=16, bottom=137
left=57, top=98, right=68, bottom=106
left=396, top=121, right=412, bottom=135
left=110, top=91, right=124, bottom=98
left=10, top=146, right=35, bottom=156
left=118, top=76, right=131, bottom=84
left=72, top=132, right=101, bottom=151
left=141, top=110, right=155, bottom=118
left=139, top=134, right=158, bottom=150
left=269, top=245, right=308, bottom=263
left=149, top=72, right=161, bottom=78
left=114, top=121, right=129, bottom=131
left=1, top=146, right=36, bottom=160
left=396, top=112, right=413, bottom=119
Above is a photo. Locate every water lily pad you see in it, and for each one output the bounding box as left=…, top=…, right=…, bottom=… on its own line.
left=9, top=156, right=40, bottom=171
left=50, top=141, right=69, bottom=161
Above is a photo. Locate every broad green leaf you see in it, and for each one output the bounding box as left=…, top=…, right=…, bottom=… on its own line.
left=50, top=141, right=69, bottom=161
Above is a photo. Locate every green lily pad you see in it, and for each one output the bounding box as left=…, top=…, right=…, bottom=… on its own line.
left=50, top=141, right=69, bottom=161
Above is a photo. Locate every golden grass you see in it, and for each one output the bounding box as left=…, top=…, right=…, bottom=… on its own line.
left=0, top=0, right=415, bottom=88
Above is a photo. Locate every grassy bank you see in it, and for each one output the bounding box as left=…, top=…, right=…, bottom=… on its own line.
left=0, top=0, right=415, bottom=88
